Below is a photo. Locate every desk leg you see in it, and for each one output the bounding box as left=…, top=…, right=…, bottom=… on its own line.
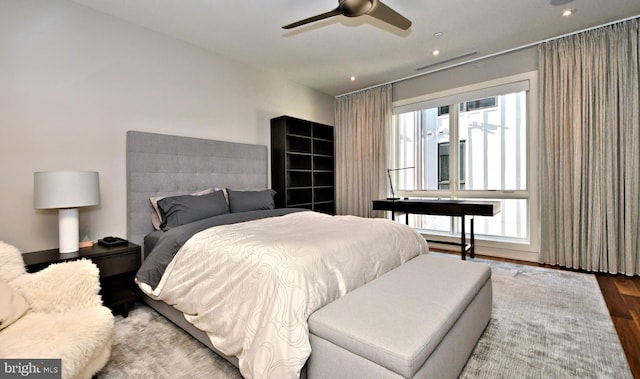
left=461, top=215, right=466, bottom=260
left=470, top=217, right=475, bottom=259
left=391, top=211, right=395, bottom=221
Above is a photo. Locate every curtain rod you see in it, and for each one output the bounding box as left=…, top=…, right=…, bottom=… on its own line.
left=336, top=14, right=640, bottom=98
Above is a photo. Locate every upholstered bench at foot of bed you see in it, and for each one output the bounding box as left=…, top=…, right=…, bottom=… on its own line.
left=307, top=254, right=492, bottom=379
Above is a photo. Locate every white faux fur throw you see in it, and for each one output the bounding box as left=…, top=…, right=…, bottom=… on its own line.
left=0, top=241, right=26, bottom=282
left=0, top=241, right=114, bottom=379
left=0, top=307, right=114, bottom=379
left=11, top=259, right=103, bottom=313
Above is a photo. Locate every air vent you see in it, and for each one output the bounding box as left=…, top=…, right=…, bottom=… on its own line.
left=416, top=51, right=478, bottom=71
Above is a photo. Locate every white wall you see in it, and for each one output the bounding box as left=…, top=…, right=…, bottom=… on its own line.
left=0, top=0, right=334, bottom=252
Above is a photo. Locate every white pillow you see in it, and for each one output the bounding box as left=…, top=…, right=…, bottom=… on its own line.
left=149, top=187, right=217, bottom=230
left=0, top=279, right=29, bottom=331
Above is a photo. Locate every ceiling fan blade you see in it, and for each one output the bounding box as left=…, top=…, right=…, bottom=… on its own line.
left=369, top=1, right=411, bottom=30
left=282, top=9, right=341, bottom=29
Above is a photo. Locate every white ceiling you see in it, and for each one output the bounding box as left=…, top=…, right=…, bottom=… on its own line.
left=70, top=0, right=640, bottom=96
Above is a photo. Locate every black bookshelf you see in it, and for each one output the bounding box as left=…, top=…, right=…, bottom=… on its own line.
left=271, top=115, right=335, bottom=214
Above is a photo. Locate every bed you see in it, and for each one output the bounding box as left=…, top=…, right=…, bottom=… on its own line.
left=125, top=131, right=431, bottom=379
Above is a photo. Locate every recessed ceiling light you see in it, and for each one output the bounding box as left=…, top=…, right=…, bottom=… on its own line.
left=432, top=50, right=440, bottom=56
left=350, top=76, right=356, bottom=81
left=562, top=8, right=575, bottom=16
left=433, top=32, right=443, bottom=38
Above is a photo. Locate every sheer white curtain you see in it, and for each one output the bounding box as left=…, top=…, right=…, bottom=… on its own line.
left=538, top=18, right=640, bottom=275
left=334, top=84, right=391, bottom=217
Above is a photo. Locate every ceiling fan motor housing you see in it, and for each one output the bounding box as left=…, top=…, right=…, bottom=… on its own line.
left=339, top=0, right=379, bottom=17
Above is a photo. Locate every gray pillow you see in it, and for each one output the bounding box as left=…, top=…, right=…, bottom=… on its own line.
left=158, top=190, right=229, bottom=230
left=227, top=189, right=276, bottom=213
left=149, top=187, right=216, bottom=230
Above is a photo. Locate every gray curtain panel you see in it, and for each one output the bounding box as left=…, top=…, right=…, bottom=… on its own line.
left=538, top=18, right=640, bottom=275
left=334, top=84, right=392, bottom=217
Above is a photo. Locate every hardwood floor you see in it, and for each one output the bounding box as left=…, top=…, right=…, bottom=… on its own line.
left=434, top=250, right=640, bottom=378
left=596, top=273, right=640, bottom=379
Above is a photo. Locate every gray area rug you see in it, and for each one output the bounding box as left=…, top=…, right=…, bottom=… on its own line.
left=98, top=255, right=632, bottom=378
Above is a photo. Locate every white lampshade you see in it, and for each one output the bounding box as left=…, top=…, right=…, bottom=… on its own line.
left=34, top=171, right=100, bottom=209
left=34, top=171, right=100, bottom=253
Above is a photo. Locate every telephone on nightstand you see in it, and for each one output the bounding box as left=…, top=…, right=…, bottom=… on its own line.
left=98, top=236, right=128, bottom=247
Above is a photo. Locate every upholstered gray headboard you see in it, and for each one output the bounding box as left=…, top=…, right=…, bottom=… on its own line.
left=126, top=131, right=268, bottom=250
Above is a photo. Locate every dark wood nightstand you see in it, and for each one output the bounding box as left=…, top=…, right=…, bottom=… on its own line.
left=23, top=242, right=141, bottom=317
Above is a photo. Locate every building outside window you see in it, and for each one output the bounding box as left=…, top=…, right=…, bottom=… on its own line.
left=390, top=76, right=534, bottom=248
left=437, top=140, right=466, bottom=190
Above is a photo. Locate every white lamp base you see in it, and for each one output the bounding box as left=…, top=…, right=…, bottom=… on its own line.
left=58, top=208, right=79, bottom=253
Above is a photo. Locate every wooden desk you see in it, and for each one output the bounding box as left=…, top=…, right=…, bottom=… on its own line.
left=372, top=199, right=501, bottom=260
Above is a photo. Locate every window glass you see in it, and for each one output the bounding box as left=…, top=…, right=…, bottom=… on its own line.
left=395, top=108, right=449, bottom=191
left=458, top=92, right=526, bottom=191
left=391, top=87, right=529, bottom=242
left=394, top=90, right=526, bottom=192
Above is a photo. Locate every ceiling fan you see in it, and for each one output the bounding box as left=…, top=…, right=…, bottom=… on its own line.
left=282, top=0, right=412, bottom=31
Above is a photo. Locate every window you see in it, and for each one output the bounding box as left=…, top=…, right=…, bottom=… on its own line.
left=462, top=97, right=496, bottom=112
left=390, top=76, right=534, bottom=246
left=437, top=141, right=465, bottom=190
left=438, top=96, right=497, bottom=115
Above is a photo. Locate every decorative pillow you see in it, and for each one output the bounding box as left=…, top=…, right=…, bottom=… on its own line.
left=158, top=190, right=229, bottom=230
left=0, top=279, right=29, bottom=331
left=227, top=189, right=276, bottom=213
left=150, top=187, right=215, bottom=230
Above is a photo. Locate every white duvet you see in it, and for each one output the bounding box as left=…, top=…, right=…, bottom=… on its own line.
left=143, top=211, right=429, bottom=379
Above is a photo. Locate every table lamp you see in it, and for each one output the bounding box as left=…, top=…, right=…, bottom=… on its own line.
left=386, top=167, right=414, bottom=200
left=34, top=171, right=100, bottom=253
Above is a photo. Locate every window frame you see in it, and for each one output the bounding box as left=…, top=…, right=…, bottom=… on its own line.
left=390, top=71, right=539, bottom=261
